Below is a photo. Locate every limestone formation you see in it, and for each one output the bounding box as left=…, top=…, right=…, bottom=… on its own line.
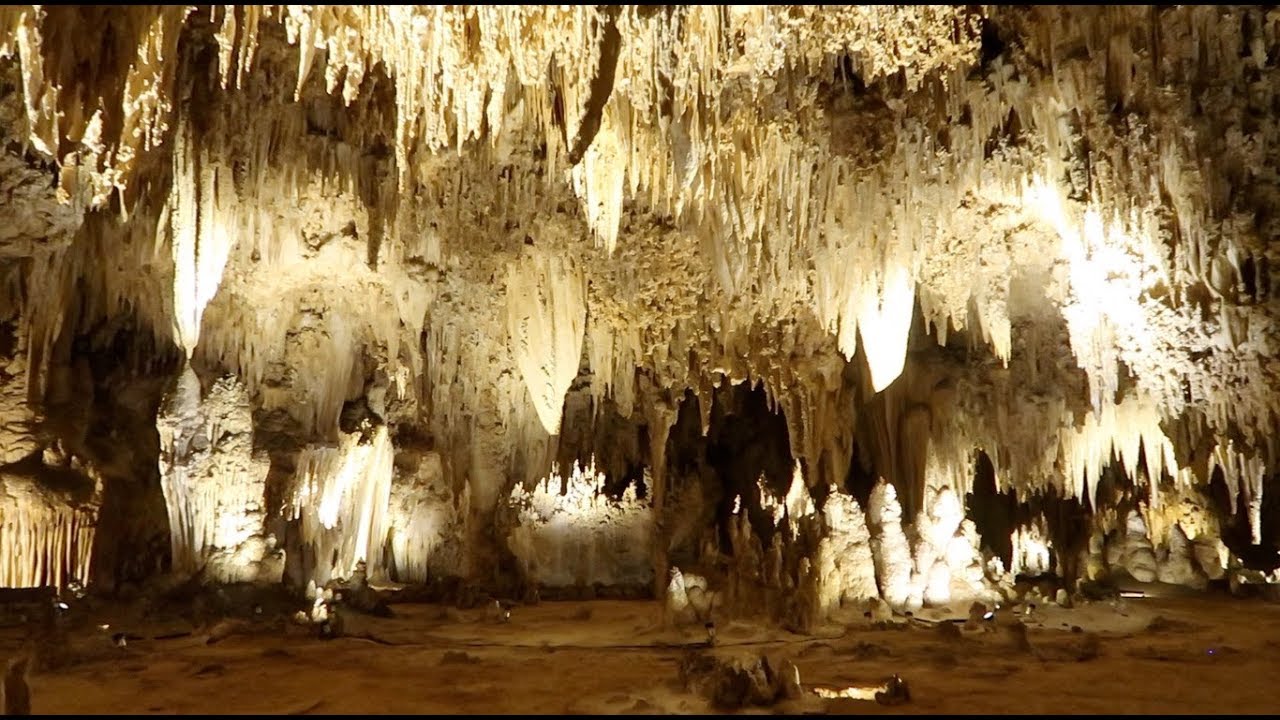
left=0, top=3, right=1275, bottom=632
left=812, top=488, right=877, bottom=617
left=678, top=650, right=801, bottom=711
left=157, top=365, right=272, bottom=584
left=868, top=479, right=919, bottom=612
left=1157, top=525, right=1207, bottom=590
left=1120, top=511, right=1160, bottom=584
left=507, top=460, right=652, bottom=590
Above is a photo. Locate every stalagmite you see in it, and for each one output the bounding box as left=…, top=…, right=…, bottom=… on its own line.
left=1157, top=524, right=1207, bottom=589
left=1011, top=518, right=1052, bottom=578
left=1118, top=511, right=1159, bottom=584
left=757, top=463, right=815, bottom=537
left=912, top=484, right=988, bottom=606
left=813, top=487, right=878, bottom=617
left=868, top=479, right=919, bottom=611
left=1193, top=537, right=1230, bottom=583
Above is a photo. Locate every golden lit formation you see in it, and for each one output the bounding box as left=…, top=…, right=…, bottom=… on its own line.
left=0, top=5, right=1277, bottom=715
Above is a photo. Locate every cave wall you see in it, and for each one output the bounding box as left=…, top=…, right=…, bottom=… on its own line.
left=0, top=6, right=1276, bottom=602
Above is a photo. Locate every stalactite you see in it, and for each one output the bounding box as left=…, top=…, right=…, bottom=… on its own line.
left=0, top=5, right=1277, bottom=605
left=167, top=117, right=235, bottom=357
left=1209, top=441, right=1268, bottom=546
left=0, top=477, right=100, bottom=589
left=506, top=250, right=588, bottom=435
left=1059, top=392, right=1181, bottom=506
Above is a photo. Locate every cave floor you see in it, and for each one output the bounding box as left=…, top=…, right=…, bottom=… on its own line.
left=10, top=592, right=1280, bottom=715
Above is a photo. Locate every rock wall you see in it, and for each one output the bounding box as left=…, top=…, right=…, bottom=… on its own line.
left=0, top=6, right=1275, bottom=599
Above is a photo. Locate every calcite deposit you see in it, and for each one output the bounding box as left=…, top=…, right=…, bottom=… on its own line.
left=0, top=5, right=1276, bottom=633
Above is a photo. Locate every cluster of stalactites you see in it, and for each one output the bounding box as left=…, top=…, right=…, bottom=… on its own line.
left=1209, top=441, right=1267, bottom=546
left=0, top=491, right=98, bottom=589
left=0, top=6, right=981, bottom=207
left=0, top=5, right=190, bottom=211
left=2, top=5, right=1277, bottom=524
left=939, top=382, right=1201, bottom=518
left=1059, top=392, right=1180, bottom=508
left=287, top=425, right=395, bottom=586
left=0, top=5, right=986, bottom=401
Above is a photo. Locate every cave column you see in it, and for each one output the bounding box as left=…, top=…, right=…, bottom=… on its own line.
left=641, top=381, right=679, bottom=611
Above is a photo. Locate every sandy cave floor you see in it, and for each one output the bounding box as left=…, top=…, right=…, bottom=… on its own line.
left=7, top=592, right=1280, bottom=715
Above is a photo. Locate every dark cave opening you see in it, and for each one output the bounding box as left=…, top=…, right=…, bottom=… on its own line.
left=842, top=438, right=880, bottom=512
left=968, top=448, right=1015, bottom=571
left=966, top=448, right=1099, bottom=586
left=554, top=384, right=650, bottom=501
left=705, top=381, right=796, bottom=552
left=1026, top=484, right=1091, bottom=586
left=0, top=319, right=16, bottom=357
left=665, top=388, right=706, bottom=487
left=1220, top=467, right=1280, bottom=572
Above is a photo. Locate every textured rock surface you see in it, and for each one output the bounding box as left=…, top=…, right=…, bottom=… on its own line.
left=0, top=6, right=1276, bottom=598
left=157, top=365, right=273, bottom=583
left=812, top=488, right=877, bottom=616
left=678, top=650, right=801, bottom=710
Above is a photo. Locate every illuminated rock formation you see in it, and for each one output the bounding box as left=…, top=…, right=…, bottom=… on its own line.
left=286, top=425, right=394, bottom=587
left=0, top=471, right=98, bottom=589
left=811, top=487, right=878, bottom=616
left=507, top=459, right=652, bottom=589
left=384, top=449, right=466, bottom=584
left=157, top=365, right=273, bottom=583
left=868, top=479, right=920, bottom=611
left=0, top=5, right=1275, bottom=609
left=1011, top=518, right=1053, bottom=578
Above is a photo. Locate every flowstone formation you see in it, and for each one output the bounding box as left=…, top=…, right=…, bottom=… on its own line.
left=0, top=5, right=1275, bottom=623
